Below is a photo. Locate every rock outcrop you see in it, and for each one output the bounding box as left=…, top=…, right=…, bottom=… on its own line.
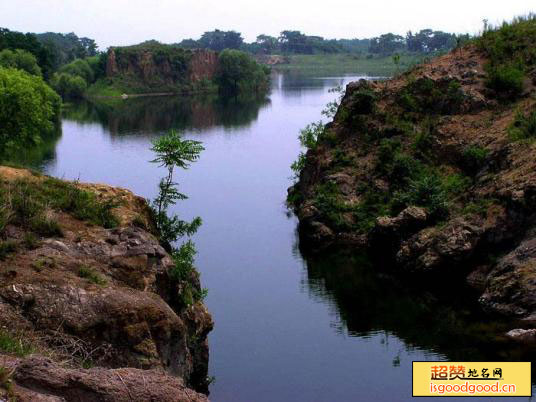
left=0, top=166, right=212, bottom=401
left=290, top=24, right=536, bottom=324
left=105, top=44, right=219, bottom=93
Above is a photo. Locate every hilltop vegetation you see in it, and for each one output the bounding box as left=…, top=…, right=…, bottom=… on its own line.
left=289, top=15, right=536, bottom=318
left=179, top=28, right=462, bottom=56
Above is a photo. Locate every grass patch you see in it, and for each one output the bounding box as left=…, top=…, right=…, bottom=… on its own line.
left=274, top=53, right=425, bottom=76
left=0, top=240, right=17, bottom=260
left=0, top=330, right=34, bottom=356
left=0, top=176, right=118, bottom=237
left=78, top=266, right=107, bottom=286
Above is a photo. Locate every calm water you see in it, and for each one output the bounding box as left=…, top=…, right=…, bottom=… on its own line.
left=28, top=73, right=535, bottom=401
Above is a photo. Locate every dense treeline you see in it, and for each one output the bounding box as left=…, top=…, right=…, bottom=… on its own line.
left=36, top=32, right=98, bottom=70
left=0, top=27, right=100, bottom=80
left=178, top=28, right=461, bottom=55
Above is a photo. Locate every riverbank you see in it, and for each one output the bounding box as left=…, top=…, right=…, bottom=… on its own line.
left=271, top=53, right=425, bottom=76
left=289, top=17, right=536, bottom=325
left=0, top=166, right=212, bottom=400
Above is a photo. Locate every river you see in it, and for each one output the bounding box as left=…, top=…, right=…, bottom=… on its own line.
left=31, top=72, right=535, bottom=401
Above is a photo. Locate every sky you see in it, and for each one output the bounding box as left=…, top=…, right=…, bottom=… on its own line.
left=0, top=0, right=534, bottom=50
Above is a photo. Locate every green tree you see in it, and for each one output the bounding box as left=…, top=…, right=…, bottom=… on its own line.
left=0, top=49, right=41, bottom=76
left=0, top=28, right=54, bottom=79
left=150, top=130, right=204, bottom=248
left=0, top=67, right=61, bottom=149
left=199, top=30, right=243, bottom=51
left=149, top=130, right=206, bottom=305
left=50, top=72, right=87, bottom=98
left=216, top=49, right=270, bottom=95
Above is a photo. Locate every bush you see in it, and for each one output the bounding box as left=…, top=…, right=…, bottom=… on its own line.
left=462, top=145, right=489, bottom=174
left=393, top=173, right=448, bottom=218
left=0, top=67, right=61, bottom=148
left=509, top=110, right=536, bottom=141
left=0, top=49, right=41, bottom=76
left=398, top=77, right=464, bottom=114
left=51, top=72, right=87, bottom=98
left=59, top=59, right=94, bottom=83
left=216, top=49, right=270, bottom=95
left=485, top=65, right=525, bottom=98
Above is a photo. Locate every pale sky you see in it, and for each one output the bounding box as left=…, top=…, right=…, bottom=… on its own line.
left=0, top=0, right=534, bottom=50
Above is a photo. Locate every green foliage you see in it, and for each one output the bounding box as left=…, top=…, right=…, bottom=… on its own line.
left=0, top=177, right=118, bottom=237
left=398, top=77, right=464, bottom=114
left=36, top=32, right=98, bottom=69
left=290, top=152, right=307, bottom=180
left=0, top=49, right=41, bottom=76
left=462, top=198, right=497, bottom=217
left=412, top=118, right=437, bottom=159
left=508, top=110, right=536, bottom=141
left=0, top=27, right=54, bottom=79
left=78, top=266, right=107, bottom=285
left=0, top=240, right=17, bottom=260
left=0, top=67, right=61, bottom=150
left=485, top=64, right=525, bottom=99
left=393, top=173, right=448, bottom=218
left=169, top=240, right=196, bottom=281
left=477, top=14, right=536, bottom=68
left=462, top=145, right=489, bottom=174
left=441, top=173, right=471, bottom=196
left=216, top=49, right=270, bottom=96
left=150, top=130, right=205, bottom=308
left=477, top=15, right=536, bottom=99
left=59, top=58, right=94, bottom=82
left=298, top=121, right=324, bottom=149
left=0, top=330, right=34, bottom=356
left=51, top=72, right=87, bottom=98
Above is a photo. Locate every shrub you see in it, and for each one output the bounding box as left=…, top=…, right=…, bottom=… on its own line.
left=59, top=59, right=94, bottom=83
left=461, top=145, right=489, bottom=175
left=393, top=173, right=448, bottom=218
left=51, top=72, right=87, bottom=98
left=509, top=110, right=536, bottom=141
left=216, top=49, right=270, bottom=95
left=398, top=77, right=464, bottom=114
left=0, top=240, right=17, bottom=260
left=0, top=67, right=61, bottom=149
left=485, top=65, right=525, bottom=99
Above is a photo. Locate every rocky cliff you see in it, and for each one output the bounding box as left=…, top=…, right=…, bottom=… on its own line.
left=290, top=18, right=536, bottom=323
left=0, top=166, right=212, bottom=401
left=105, top=43, right=218, bottom=93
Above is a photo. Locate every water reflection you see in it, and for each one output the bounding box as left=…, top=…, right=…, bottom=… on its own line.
left=0, top=128, right=61, bottom=170
left=33, top=71, right=536, bottom=401
left=62, top=93, right=271, bottom=135
left=301, top=248, right=536, bottom=365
